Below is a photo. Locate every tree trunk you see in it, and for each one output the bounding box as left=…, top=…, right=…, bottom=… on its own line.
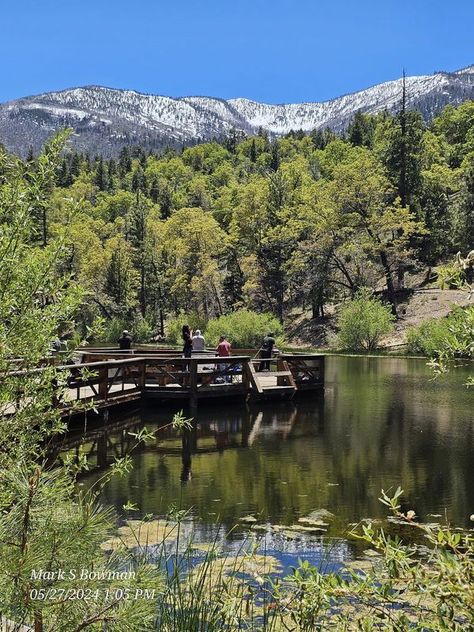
left=379, top=250, right=398, bottom=316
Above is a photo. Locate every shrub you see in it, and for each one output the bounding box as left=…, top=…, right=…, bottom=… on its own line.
left=164, top=312, right=209, bottom=345
left=133, top=316, right=154, bottom=343
left=103, top=316, right=128, bottom=344
left=336, top=290, right=395, bottom=352
left=103, top=315, right=154, bottom=344
left=407, top=306, right=474, bottom=357
left=205, top=309, right=283, bottom=349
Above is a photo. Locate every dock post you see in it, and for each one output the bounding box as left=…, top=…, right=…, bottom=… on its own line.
left=242, top=358, right=250, bottom=397
left=98, top=366, right=108, bottom=402
left=138, top=358, right=146, bottom=392
left=189, top=359, right=198, bottom=412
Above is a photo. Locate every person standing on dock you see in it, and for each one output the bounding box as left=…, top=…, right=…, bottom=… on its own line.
left=216, top=335, right=231, bottom=382
left=258, top=332, right=275, bottom=371
left=192, top=329, right=206, bottom=352
left=182, top=325, right=193, bottom=372
left=117, top=330, right=133, bottom=351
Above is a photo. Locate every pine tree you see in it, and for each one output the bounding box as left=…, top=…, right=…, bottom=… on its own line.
left=459, top=157, right=474, bottom=252
left=149, top=174, right=160, bottom=202
left=249, top=139, right=257, bottom=163
left=347, top=111, right=376, bottom=147
left=94, top=157, right=108, bottom=191
left=118, top=146, right=132, bottom=175
left=270, top=142, right=280, bottom=171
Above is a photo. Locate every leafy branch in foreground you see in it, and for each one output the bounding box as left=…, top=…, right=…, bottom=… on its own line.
left=0, top=134, right=159, bottom=631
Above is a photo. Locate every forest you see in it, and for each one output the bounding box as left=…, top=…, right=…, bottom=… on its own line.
left=1, top=98, right=474, bottom=632
left=5, top=99, right=474, bottom=346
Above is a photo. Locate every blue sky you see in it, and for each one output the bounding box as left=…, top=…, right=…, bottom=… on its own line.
left=1, top=0, right=473, bottom=104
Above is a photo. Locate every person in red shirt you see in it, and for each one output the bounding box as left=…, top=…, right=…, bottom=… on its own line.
left=216, top=335, right=231, bottom=382
left=216, top=335, right=231, bottom=357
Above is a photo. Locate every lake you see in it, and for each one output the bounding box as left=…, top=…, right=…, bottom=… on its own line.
left=73, top=355, right=473, bottom=568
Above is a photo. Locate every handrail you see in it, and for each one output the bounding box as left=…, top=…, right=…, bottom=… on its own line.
left=2, top=353, right=324, bottom=415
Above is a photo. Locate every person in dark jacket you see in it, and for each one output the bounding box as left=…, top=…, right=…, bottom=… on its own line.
left=258, top=332, right=275, bottom=371
left=182, top=324, right=193, bottom=373
left=117, top=330, right=133, bottom=351
left=182, top=325, right=193, bottom=358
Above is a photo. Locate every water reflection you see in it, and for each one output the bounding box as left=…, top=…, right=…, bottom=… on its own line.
left=54, top=356, right=473, bottom=540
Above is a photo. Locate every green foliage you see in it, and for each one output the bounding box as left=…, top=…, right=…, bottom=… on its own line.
left=407, top=306, right=474, bottom=358
left=112, top=489, right=474, bottom=631
left=5, top=99, right=474, bottom=342
left=0, top=466, right=158, bottom=631
left=336, top=291, right=395, bottom=352
left=0, top=134, right=158, bottom=630
left=103, top=315, right=155, bottom=343
left=205, top=309, right=283, bottom=348
left=133, top=315, right=154, bottom=343
left=164, top=312, right=209, bottom=345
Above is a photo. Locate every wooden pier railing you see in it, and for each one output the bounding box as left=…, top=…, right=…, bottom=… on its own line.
left=3, top=352, right=325, bottom=416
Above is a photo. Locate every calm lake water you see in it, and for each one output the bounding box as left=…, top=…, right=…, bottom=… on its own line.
left=71, top=355, right=473, bottom=567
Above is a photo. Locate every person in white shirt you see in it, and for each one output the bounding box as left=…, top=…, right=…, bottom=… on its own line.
left=192, top=329, right=205, bottom=352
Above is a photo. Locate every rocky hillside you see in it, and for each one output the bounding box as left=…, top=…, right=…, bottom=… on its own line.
left=1, top=66, right=474, bottom=156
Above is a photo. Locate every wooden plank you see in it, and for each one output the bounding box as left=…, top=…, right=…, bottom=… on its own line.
left=279, top=358, right=297, bottom=390
left=244, top=359, right=263, bottom=395
left=258, top=370, right=293, bottom=378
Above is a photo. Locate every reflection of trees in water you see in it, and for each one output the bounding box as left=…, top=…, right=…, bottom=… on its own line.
left=323, top=357, right=474, bottom=524
left=54, top=359, right=474, bottom=530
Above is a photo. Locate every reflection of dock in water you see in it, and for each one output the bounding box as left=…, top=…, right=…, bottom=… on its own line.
left=50, top=399, right=324, bottom=476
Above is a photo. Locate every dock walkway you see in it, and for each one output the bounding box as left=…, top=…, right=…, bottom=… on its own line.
left=4, top=349, right=325, bottom=416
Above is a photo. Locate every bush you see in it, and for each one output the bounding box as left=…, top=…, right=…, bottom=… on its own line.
left=103, top=315, right=154, bottom=344
left=406, top=318, right=453, bottom=356
left=133, top=316, right=154, bottom=343
left=407, top=306, right=474, bottom=357
left=205, top=309, right=283, bottom=349
left=336, top=290, right=395, bottom=352
left=103, top=316, right=128, bottom=344
left=164, top=312, right=209, bottom=346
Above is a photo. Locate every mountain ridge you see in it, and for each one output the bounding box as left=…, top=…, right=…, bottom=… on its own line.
left=1, top=66, right=474, bottom=157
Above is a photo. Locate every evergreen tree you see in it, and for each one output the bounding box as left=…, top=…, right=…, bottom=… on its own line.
left=270, top=142, right=281, bottom=171
left=131, top=165, right=147, bottom=193
left=249, top=139, right=257, bottom=163
left=107, top=158, right=117, bottom=191
left=70, top=152, right=81, bottom=177
left=347, top=111, right=376, bottom=148
left=94, top=156, right=108, bottom=191
left=118, top=146, right=132, bottom=175
left=149, top=174, right=160, bottom=202
left=57, top=157, right=73, bottom=187
left=458, top=157, right=474, bottom=253
left=158, top=185, right=173, bottom=218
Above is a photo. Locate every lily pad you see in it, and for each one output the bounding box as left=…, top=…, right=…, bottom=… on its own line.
left=191, top=542, right=220, bottom=553
left=251, top=524, right=271, bottom=532
left=187, top=554, right=282, bottom=592
left=300, top=509, right=335, bottom=523
left=101, top=519, right=178, bottom=550
left=239, top=515, right=257, bottom=523
left=363, top=548, right=382, bottom=558
left=287, top=524, right=327, bottom=533
left=297, top=517, right=329, bottom=528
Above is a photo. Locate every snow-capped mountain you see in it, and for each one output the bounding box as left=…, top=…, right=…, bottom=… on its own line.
left=1, top=66, right=473, bottom=157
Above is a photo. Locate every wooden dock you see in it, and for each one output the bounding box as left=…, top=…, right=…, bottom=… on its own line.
left=5, top=350, right=325, bottom=416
